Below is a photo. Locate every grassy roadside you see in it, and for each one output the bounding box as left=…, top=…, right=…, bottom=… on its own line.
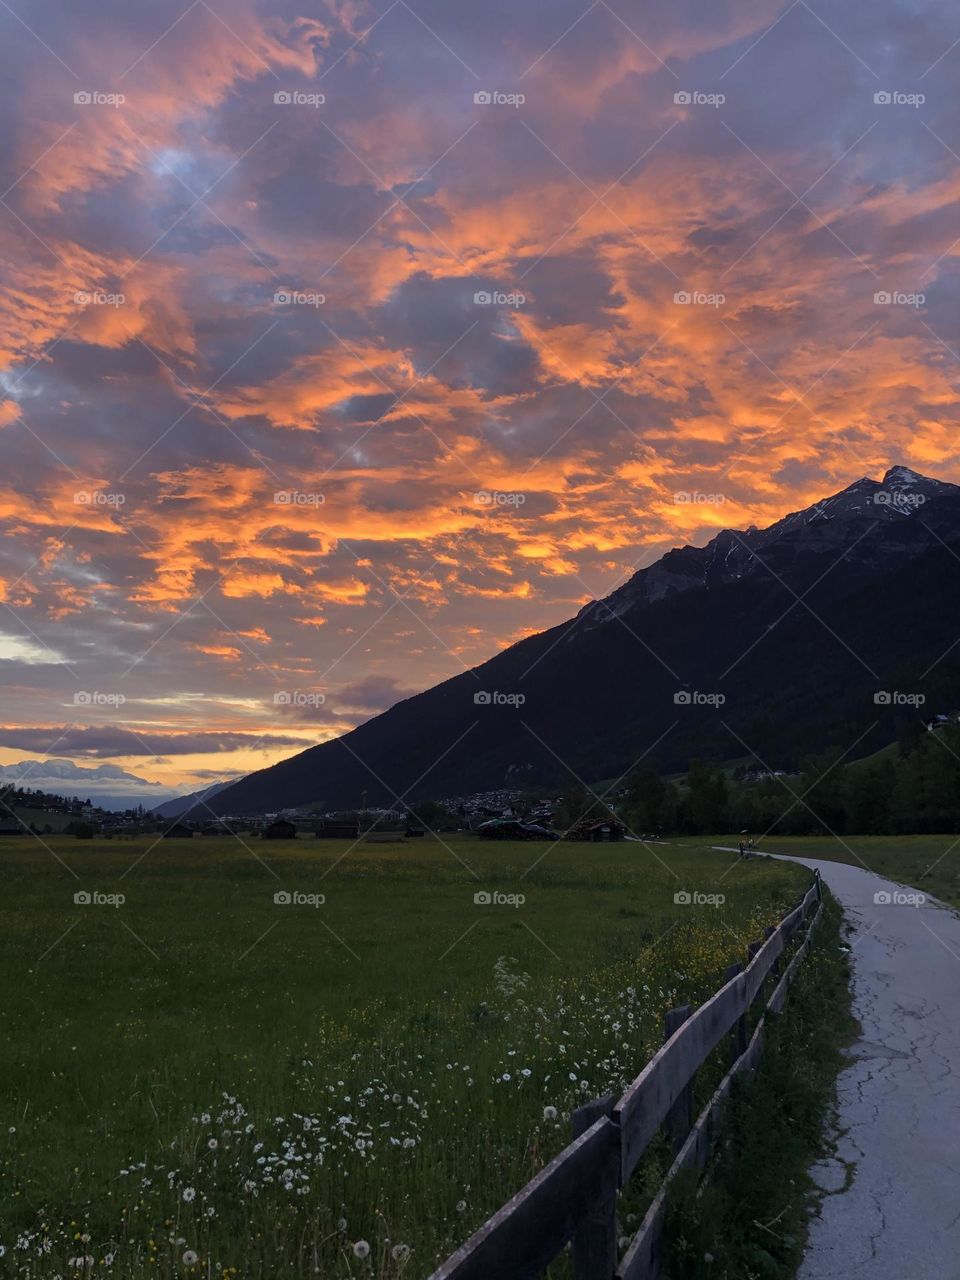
left=664, top=889, right=855, bottom=1280
left=744, top=834, right=960, bottom=907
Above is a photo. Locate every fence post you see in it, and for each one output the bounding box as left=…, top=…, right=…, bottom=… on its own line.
left=764, top=924, right=780, bottom=979
left=723, top=961, right=745, bottom=1062
left=571, top=1093, right=618, bottom=1280
left=662, top=1005, right=693, bottom=1151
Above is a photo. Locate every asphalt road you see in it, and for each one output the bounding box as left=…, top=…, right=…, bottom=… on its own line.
left=768, top=852, right=960, bottom=1279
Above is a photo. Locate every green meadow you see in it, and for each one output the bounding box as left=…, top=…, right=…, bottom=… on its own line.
left=0, top=833, right=808, bottom=1277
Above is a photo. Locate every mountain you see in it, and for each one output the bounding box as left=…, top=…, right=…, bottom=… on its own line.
left=204, top=466, right=960, bottom=815
left=0, top=758, right=165, bottom=810
left=152, top=780, right=235, bottom=819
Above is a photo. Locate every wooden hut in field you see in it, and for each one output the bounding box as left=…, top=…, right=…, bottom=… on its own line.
left=567, top=816, right=626, bottom=842
left=163, top=821, right=196, bottom=838
left=263, top=819, right=297, bottom=839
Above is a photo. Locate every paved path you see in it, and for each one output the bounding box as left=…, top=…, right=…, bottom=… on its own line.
left=764, top=852, right=960, bottom=1279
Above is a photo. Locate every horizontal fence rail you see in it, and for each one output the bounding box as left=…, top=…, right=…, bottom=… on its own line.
left=429, top=870, right=823, bottom=1280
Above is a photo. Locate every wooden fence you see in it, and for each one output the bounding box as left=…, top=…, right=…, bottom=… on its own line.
left=429, top=869, right=823, bottom=1280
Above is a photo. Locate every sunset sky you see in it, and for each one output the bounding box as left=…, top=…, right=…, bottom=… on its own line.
left=1, top=0, right=958, bottom=802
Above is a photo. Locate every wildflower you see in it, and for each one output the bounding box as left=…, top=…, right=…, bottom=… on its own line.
left=207, top=1138, right=218, bottom=1150
left=182, top=1250, right=199, bottom=1265
left=543, top=1106, right=558, bottom=1121
left=392, top=1243, right=411, bottom=1262
left=337, top=1218, right=347, bottom=1232
left=456, top=1200, right=467, bottom=1213
left=182, top=1187, right=196, bottom=1203
left=353, top=1240, right=370, bottom=1259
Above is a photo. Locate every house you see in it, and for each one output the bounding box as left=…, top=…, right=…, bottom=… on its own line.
left=478, top=818, right=559, bottom=841
left=263, top=819, right=297, bottom=840
left=404, top=826, right=425, bottom=838
left=567, top=817, right=626, bottom=842
left=163, top=822, right=196, bottom=838
left=0, top=822, right=22, bottom=836
left=316, top=820, right=360, bottom=839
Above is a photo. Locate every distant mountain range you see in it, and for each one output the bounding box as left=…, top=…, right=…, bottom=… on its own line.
left=0, top=758, right=165, bottom=811
left=197, top=466, right=960, bottom=816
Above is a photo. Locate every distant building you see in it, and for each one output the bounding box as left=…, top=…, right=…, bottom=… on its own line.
left=163, top=822, right=196, bottom=838
left=263, top=819, right=297, bottom=839
left=0, top=822, right=22, bottom=836
left=567, top=817, right=626, bottom=842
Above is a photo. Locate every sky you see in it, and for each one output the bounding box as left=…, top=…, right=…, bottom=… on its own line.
left=0, top=0, right=958, bottom=804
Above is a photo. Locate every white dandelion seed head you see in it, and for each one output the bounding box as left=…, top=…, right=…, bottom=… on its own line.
left=352, top=1239, right=371, bottom=1259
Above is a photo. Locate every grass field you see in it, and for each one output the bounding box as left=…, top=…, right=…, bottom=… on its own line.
left=750, top=833, right=960, bottom=906
left=0, top=832, right=809, bottom=1277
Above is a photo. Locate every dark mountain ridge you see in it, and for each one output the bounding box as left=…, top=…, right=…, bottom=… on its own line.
left=202, top=466, right=960, bottom=815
